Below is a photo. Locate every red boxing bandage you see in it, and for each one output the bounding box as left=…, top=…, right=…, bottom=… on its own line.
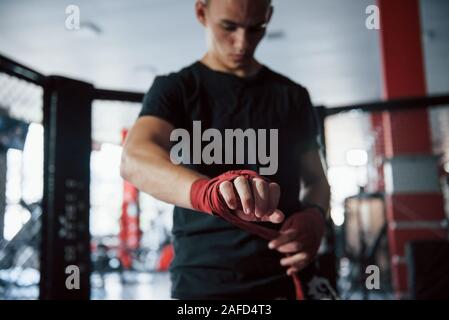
left=190, top=170, right=267, bottom=215
left=190, top=170, right=276, bottom=240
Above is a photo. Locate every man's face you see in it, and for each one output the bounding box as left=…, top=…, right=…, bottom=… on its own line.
left=197, top=0, right=272, bottom=70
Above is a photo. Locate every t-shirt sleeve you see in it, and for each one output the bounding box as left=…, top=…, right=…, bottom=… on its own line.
left=295, top=86, right=322, bottom=152
left=138, top=74, right=185, bottom=128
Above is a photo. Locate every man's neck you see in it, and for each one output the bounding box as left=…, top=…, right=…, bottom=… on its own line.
left=201, top=53, right=262, bottom=78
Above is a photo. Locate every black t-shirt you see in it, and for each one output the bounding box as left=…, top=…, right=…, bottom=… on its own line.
left=139, top=61, right=321, bottom=299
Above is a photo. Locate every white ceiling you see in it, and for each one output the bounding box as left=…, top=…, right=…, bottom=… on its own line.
left=0, top=0, right=448, bottom=146
left=0, top=0, right=385, bottom=104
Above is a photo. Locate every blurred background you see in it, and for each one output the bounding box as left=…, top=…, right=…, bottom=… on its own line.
left=0, top=0, right=448, bottom=300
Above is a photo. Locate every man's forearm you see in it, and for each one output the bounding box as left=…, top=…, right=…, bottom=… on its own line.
left=121, top=141, right=206, bottom=210
left=300, top=179, right=331, bottom=218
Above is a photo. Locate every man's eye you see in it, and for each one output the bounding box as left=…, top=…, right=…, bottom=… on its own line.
left=221, top=24, right=237, bottom=32
left=249, top=24, right=267, bottom=33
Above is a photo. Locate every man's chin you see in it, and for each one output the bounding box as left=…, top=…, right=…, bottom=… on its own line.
left=227, top=59, right=252, bottom=71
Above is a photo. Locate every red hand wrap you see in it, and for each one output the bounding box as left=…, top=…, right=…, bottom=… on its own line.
left=190, top=169, right=267, bottom=215
left=190, top=170, right=276, bottom=240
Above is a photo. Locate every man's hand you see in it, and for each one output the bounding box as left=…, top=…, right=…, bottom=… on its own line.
left=268, top=207, right=325, bottom=276
left=219, top=175, right=284, bottom=224
left=190, top=170, right=284, bottom=224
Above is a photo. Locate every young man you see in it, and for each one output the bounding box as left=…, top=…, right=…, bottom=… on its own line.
left=121, top=0, right=331, bottom=299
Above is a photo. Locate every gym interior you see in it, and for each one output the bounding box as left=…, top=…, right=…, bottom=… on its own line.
left=0, top=0, right=448, bottom=300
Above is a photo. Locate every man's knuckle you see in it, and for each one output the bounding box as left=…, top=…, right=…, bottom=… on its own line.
left=252, top=177, right=264, bottom=184
left=220, top=180, right=231, bottom=189
left=234, top=176, right=247, bottom=185
left=270, top=182, right=280, bottom=189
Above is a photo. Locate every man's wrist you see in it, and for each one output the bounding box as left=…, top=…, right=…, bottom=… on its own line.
left=190, top=177, right=212, bottom=213
left=300, top=202, right=327, bottom=219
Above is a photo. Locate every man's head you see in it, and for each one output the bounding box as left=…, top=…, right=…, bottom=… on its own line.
left=196, top=0, right=273, bottom=73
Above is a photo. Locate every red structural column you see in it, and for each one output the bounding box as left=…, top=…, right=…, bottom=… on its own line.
left=376, top=0, right=448, bottom=298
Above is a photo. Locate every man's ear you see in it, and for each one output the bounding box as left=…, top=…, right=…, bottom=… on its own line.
left=266, top=5, right=274, bottom=24
left=195, top=0, right=207, bottom=27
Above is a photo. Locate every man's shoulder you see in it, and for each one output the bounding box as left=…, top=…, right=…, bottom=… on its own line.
left=263, top=66, right=308, bottom=93
left=153, top=62, right=199, bottom=85
left=146, top=62, right=200, bottom=98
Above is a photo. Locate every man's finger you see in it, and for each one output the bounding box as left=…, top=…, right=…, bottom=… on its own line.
left=235, top=209, right=258, bottom=221
left=280, top=252, right=309, bottom=267
left=219, top=181, right=238, bottom=210
left=275, top=240, right=303, bottom=254
left=261, top=208, right=285, bottom=224
left=268, top=229, right=297, bottom=249
left=233, top=176, right=254, bottom=215
left=267, top=183, right=280, bottom=215
left=252, top=178, right=269, bottom=218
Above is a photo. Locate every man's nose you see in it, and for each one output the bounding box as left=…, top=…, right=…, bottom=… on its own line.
left=233, top=28, right=250, bottom=53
